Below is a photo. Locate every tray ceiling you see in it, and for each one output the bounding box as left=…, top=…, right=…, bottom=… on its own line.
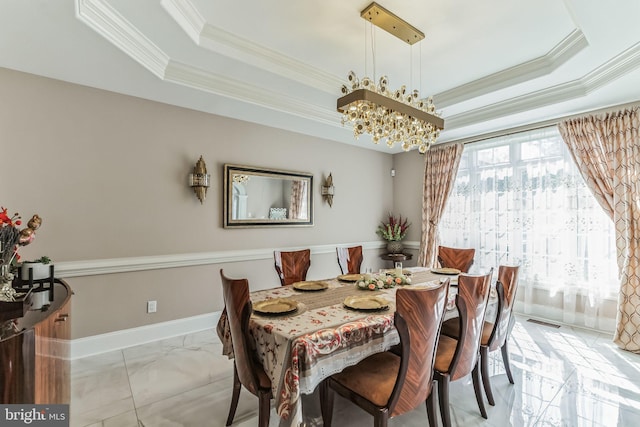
left=1, top=0, right=640, bottom=151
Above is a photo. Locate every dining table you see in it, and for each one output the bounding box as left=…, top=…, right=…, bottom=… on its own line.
left=216, top=267, right=491, bottom=427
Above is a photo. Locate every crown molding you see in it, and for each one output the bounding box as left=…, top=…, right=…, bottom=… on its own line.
left=433, top=29, right=589, bottom=108
left=76, top=0, right=640, bottom=136
left=164, top=61, right=340, bottom=125
left=76, top=0, right=169, bottom=78
left=77, top=0, right=340, bottom=126
left=54, top=241, right=392, bottom=277
left=161, top=0, right=342, bottom=94
left=446, top=41, right=640, bottom=129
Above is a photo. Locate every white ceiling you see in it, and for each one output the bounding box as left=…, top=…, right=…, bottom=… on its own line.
left=2, top=0, right=640, bottom=152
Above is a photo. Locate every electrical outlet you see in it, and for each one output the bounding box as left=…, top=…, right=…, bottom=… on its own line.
left=147, top=300, right=157, bottom=313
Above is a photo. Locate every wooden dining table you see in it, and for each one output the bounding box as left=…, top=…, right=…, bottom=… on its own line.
left=216, top=267, right=471, bottom=427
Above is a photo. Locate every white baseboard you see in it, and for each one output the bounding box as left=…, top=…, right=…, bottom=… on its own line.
left=70, top=311, right=222, bottom=360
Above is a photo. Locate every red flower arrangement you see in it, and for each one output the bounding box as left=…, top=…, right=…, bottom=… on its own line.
left=376, top=213, right=410, bottom=241
left=1, top=207, right=42, bottom=269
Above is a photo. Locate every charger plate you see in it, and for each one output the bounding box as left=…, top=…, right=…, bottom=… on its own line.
left=292, top=281, right=329, bottom=292
left=253, top=298, right=298, bottom=315
left=343, top=295, right=389, bottom=312
left=431, top=267, right=461, bottom=275
left=337, top=274, right=364, bottom=282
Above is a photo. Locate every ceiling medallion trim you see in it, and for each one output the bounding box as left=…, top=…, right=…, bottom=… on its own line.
left=434, top=29, right=589, bottom=108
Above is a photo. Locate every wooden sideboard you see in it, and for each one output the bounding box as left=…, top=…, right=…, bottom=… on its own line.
left=0, top=279, right=72, bottom=404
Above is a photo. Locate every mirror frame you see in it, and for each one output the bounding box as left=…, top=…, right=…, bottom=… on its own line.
left=223, top=164, right=314, bottom=228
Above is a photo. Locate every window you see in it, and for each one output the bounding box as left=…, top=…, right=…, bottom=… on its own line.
left=439, top=127, right=618, bottom=330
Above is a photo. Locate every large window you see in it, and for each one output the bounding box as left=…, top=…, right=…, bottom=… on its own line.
left=439, top=127, right=618, bottom=330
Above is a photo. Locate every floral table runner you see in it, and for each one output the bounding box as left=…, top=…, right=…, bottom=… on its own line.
left=217, top=269, right=448, bottom=427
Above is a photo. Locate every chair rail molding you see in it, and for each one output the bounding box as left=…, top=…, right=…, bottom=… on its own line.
left=55, top=240, right=406, bottom=277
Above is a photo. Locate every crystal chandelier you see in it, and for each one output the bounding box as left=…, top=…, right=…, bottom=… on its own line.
left=337, top=2, right=444, bottom=153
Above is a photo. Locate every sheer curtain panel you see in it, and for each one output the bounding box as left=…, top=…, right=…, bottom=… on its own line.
left=439, top=127, right=619, bottom=332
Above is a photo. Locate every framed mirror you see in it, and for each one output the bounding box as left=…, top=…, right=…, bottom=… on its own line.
left=223, top=164, right=314, bottom=228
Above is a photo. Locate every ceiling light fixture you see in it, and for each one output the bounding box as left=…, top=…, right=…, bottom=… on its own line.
left=337, top=2, right=444, bottom=153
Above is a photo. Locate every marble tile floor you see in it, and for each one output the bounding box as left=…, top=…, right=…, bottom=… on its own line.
left=71, top=315, right=640, bottom=427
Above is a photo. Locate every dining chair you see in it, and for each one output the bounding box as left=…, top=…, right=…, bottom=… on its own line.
left=274, top=249, right=311, bottom=286
left=219, top=270, right=272, bottom=427
left=336, top=245, right=363, bottom=274
left=437, top=246, right=476, bottom=273
left=433, top=269, right=493, bottom=427
left=320, top=280, right=450, bottom=427
left=440, top=265, right=520, bottom=406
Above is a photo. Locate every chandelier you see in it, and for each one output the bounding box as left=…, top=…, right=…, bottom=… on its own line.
left=337, top=2, right=444, bottom=153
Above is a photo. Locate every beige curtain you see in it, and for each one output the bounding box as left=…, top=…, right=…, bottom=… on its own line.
left=558, top=107, right=640, bottom=353
left=289, top=180, right=307, bottom=219
left=417, top=142, right=464, bottom=267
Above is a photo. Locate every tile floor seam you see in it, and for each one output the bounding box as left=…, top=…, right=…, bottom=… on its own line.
left=121, top=349, right=144, bottom=426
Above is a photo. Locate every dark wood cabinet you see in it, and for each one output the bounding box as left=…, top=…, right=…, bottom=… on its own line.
left=0, top=279, right=71, bottom=404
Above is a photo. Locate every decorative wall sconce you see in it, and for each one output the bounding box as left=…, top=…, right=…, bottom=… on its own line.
left=322, top=173, right=335, bottom=207
left=188, top=156, right=210, bottom=204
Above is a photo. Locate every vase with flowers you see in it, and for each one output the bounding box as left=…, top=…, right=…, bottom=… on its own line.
left=0, top=207, right=43, bottom=302
left=376, top=213, right=410, bottom=254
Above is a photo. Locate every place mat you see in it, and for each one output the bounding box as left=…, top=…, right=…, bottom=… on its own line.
left=292, top=282, right=382, bottom=311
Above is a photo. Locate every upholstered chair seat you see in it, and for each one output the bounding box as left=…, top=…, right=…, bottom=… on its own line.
left=328, top=352, right=400, bottom=407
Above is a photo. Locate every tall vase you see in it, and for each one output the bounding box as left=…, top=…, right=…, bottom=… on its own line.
left=386, top=241, right=404, bottom=254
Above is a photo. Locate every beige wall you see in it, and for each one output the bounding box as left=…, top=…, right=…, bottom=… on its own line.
left=391, top=151, right=425, bottom=243
left=1, top=67, right=415, bottom=338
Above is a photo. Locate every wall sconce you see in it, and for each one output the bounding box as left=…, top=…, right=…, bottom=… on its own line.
left=188, top=156, right=210, bottom=204
left=322, top=173, right=335, bottom=207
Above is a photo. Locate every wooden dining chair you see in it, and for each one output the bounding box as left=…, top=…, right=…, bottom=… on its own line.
left=433, top=269, right=493, bottom=427
left=274, top=249, right=311, bottom=286
left=219, top=270, right=272, bottom=427
left=437, top=246, right=476, bottom=273
left=320, top=280, right=450, bottom=427
left=336, top=245, right=363, bottom=274
left=440, top=265, right=520, bottom=406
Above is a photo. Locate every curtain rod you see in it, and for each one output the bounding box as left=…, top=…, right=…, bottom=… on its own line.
left=437, top=100, right=640, bottom=147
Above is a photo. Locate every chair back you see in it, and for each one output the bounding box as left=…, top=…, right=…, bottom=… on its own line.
left=336, top=246, right=363, bottom=274
left=487, top=265, right=520, bottom=351
left=219, top=269, right=262, bottom=395
left=389, top=280, right=449, bottom=417
left=449, top=269, right=493, bottom=381
left=437, top=246, right=475, bottom=273
left=274, top=249, right=311, bottom=286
